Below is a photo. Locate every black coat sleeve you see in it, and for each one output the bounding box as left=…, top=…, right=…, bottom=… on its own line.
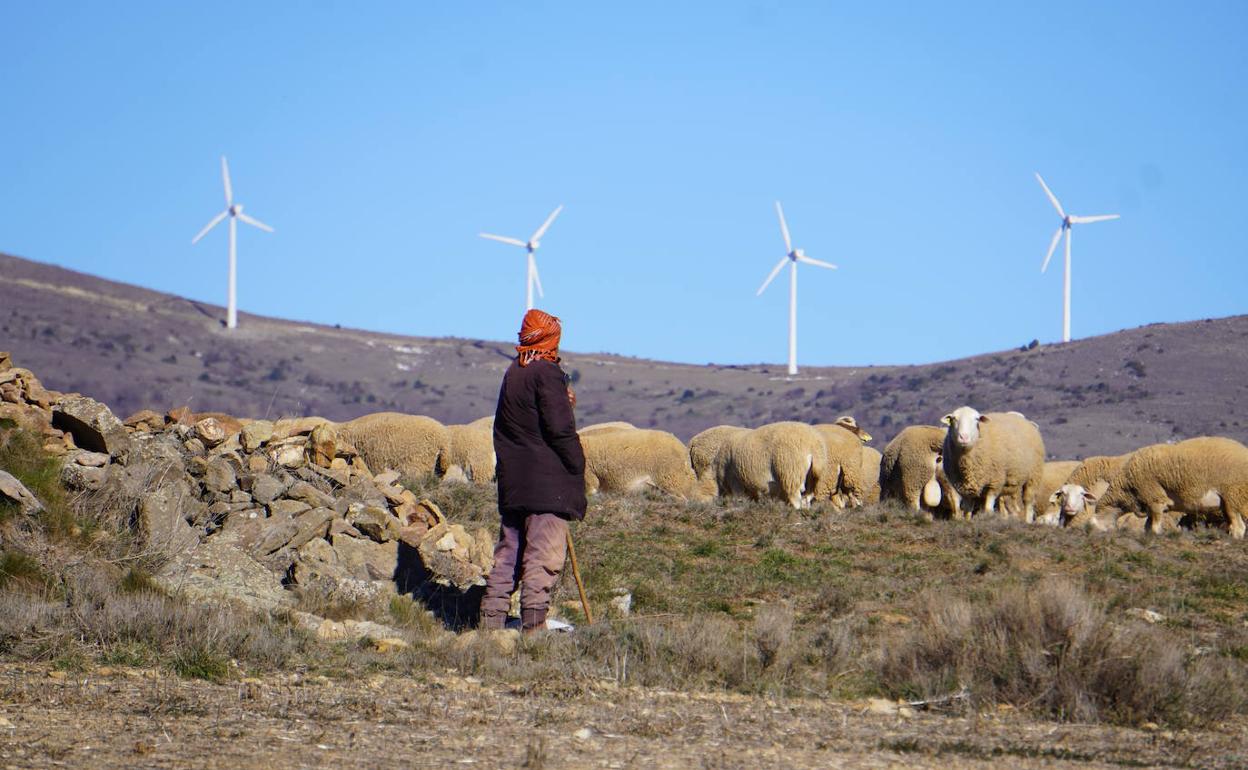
left=534, top=363, right=585, bottom=475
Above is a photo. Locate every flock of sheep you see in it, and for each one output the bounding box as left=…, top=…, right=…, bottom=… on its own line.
left=332, top=407, right=1248, bottom=539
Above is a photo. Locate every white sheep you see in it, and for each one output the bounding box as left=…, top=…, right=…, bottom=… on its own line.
left=688, top=425, right=749, bottom=498
left=714, top=422, right=829, bottom=509
left=336, top=412, right=451, bottom=481
left=1095, top=437, right=1248, bottom=537
left=580, top=428, right=702, bottom=500
left=813, top=416, right=874, bottom=507
left=940, top=406, right=1045, bottom=521
left=1048, top=454, right=1130, bottom=527
left=444, top=423, right=496, bottom=484
left=1033, top=460, right=1081, bottom=525
left=879, top=425, right=958, bottom=517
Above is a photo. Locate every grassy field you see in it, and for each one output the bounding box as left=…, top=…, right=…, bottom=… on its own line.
left=3, top=423, right=1248, bottom=743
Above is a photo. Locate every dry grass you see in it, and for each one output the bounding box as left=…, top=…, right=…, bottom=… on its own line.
left=3, top=421, right=1248, bottom=728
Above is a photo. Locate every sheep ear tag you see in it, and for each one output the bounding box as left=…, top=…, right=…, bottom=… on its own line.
left=922, top=476, right=942, bottom=508
left=858, top=431, right=873, bottom=443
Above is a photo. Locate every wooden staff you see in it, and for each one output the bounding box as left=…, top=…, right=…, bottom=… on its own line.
left=565, top=530, right=593, bottom=625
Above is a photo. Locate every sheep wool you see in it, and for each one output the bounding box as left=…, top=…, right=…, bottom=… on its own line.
left=581, top=428, right=701, bottom=500
left=715, top=422, right=829, bottom=509
left=336, top=412, right=451, bottom=481
left=578, top=421, right=637, bottom=436
left=859, top=446, right=883, bottom=505
left=688, top=425, right=749, bottom=498
left=1098, top=436, right=1248, bottom=537
left=812, top=416, right=873, bottom=507
left=879, top=425, right=956, bottom=516
left=445, top=422, right=497, bottom=484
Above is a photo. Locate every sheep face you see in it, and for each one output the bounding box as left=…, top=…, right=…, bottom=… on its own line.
left=942, top=406, right=988, bottom=449
left=1051, top=483, right=1097, bottom=519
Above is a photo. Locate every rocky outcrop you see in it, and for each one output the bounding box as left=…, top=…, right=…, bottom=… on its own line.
left=1, top=353, right=496, bottom=629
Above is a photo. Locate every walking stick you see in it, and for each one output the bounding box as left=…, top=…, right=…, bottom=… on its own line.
left=565, top=530, right=593, bottom=625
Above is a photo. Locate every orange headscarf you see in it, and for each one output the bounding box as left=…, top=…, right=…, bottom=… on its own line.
left=516, top=309, right=575, bottom=406
left=516, top=309, right=562, bottom=367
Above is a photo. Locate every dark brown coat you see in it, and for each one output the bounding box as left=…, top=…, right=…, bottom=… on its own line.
left=493, top=359, right=587, bottom=520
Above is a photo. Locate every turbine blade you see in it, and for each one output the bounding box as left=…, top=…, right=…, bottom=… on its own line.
left=221, top=156, right=233, bottom=205
left=1069, top=214, right=1120, bottom=224
left=1041, top=226, right=1063, bottom=272
left=530, top=205, right=563, bottom=242
left=191, top=210, right=228, bottom=244
left=237, top=212, right=274, bottom=232
left=775, top=201, right=792, bottom=254
left=756, top=257, right=788, bottom=296
left=797, top=256, right=837, bottom=270
left=479, top=233, right=527, bottom=247
left=531, top=260, right=545, bottom=298
left=1034, top=172, right=1065, bottom=219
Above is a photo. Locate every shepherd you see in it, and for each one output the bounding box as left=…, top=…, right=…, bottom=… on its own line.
left=479, top=309, right=586, bottom=633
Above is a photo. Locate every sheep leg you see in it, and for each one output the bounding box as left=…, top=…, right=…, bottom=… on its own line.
left=1146, top=501, right=1169, bottom=535
left=982, top=491, right=1000, bottom=518
left=1223, top=498, right=1246, bottom=540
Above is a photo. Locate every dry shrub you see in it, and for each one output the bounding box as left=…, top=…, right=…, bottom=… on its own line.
left=754, top=602, right=795, bottom=671
left=877, top=580, right=1245, bottom=726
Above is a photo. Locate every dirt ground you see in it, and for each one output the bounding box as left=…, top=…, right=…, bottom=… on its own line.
left=0, top=664, right=1243, bottom=770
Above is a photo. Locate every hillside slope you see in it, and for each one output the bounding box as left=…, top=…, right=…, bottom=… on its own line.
left=3, top=251, right=1246, bottom=458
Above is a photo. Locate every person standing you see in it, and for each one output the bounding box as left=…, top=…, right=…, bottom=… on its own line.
left=479, top=309, right=586, bottom=633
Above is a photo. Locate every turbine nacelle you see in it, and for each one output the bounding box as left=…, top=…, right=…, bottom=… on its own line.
left=790, top=248, right=805, bottom=260
left=230, top=203, right=244, bottom=217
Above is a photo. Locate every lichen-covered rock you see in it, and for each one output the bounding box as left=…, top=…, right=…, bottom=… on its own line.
left=249, top=474, right=287, bottom=505
left=286, top=480, right=335, bottom=509
left=241, top=420, right=275, bottom=452
left=307, top=423, right=338, bottom=468
left=348, top=504, right=402, bottom=543
left=156, top=539, right=293, bottom=612
left=416, top=522, right=493, bottom=591
left=202, top=457, right=237, bottom=494
left=0, top=470, right=43, bottom=514
left=60, top=462, right=107, bottom=492
left=52, top=396, right=132, bottom=461
left=331, top=534, right=398, bottom=582
left=135, top=480, right=202, bottom=555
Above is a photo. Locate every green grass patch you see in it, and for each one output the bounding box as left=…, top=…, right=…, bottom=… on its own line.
left=170, top=646, right=231, bottom=682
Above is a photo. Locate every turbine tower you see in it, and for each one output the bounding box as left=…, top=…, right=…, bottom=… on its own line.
left=1035, top=173, right=1119, bottom=343
left=479, top=205, right=564, bottom=311
left=756, top=201, right=837, bottom=376
left=191, top=156, right=274, bottom=329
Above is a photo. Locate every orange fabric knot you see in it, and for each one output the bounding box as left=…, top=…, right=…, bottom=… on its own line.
left=516, top=309, right=562, bottom=367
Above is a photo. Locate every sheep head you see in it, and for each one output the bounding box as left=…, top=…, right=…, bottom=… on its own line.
left=834, top=415, right=873, bottom=443
left=941, top=406, right=987, bottom=449
left=1050, top=483, right=1097, bottom=519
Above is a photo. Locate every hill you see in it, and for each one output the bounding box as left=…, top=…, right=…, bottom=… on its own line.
left=3, top=251, right=1246, bottom=458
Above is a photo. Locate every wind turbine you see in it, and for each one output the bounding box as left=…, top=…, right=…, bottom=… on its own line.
left=1035, top=173, right=1119, bottom=343
left=479, top=205, right=563, bottom=311
left=191, top=156, right=274, bottom=330
left=756, top=201, right=837, bottom=376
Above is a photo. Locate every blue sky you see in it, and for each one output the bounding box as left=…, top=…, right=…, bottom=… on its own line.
left=2, top=2, right=1245, bottom=367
